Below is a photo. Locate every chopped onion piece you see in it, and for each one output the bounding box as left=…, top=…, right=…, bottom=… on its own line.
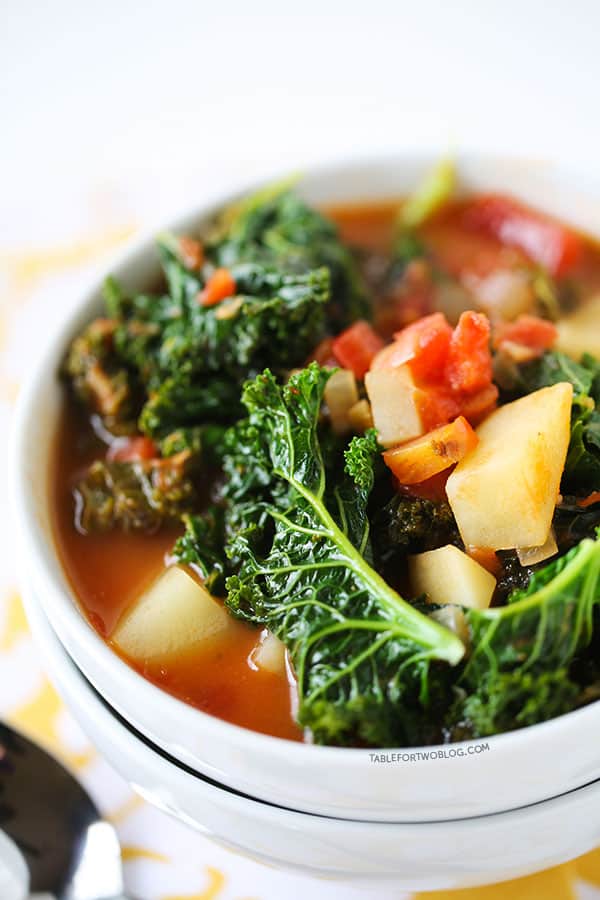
left=249, top=629, right=287, bottom=675
left=466, top=269, right=534, bottom=321
left=112, top=566, right=231, bottom=663
left=517, top=529, right=559, bottom=566
left=430, top=606, right=469, bottom=646
left=497, top=340, right=540, bottom=364
left=324, top=369, right=359, bottom=434
left=348, top=399, right=374, bottom=433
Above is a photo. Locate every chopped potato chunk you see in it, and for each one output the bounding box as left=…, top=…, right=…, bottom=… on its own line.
left=446, top=383, right=572, bottom=549
left=348, top=398, right=374, bottom=433
left=324, top=369, right=359, bottom=434
left=365, top=365, right=425, bottom=447
left=410, top=544, right=496, bottom=610
left=112, top=565, right=231, bottom=662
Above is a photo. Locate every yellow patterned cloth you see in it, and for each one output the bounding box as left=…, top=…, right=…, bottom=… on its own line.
left=2, top=232, right=600, bottom=900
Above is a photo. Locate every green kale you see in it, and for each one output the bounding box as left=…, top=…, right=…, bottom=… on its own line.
left=154, top=263, right=329, bottom=377
left=74, top=453, right=197, bottom=533
left=63, top=318, right=137, bottom=432
left=139, top=372, right=244, bottom=437
left=511, top=350, right=596, bottom=397
left=208, top=187, right=369, bottom=327
left=371, top=494, right=461, bottom=574
left=105, top=260, right=330, bottom=438
left=67, top=217, right=333, bottom=441
left=565, top=397, right=600, bottom=489
left=219, top=364, right=464, bottom=747
left=453, top=670, right=579, bottom=739
left=553, top=495, right=600, bottom=549
left=173, top=509, right=228, bottom=593
left=159, top=424, right=225, bottom=464
left=493, top=551, right=536, bottom=604
left=450, top=534, right=600, bottom=738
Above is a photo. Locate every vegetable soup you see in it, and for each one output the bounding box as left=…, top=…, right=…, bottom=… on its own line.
left=53, top=162, right=600, bottom=747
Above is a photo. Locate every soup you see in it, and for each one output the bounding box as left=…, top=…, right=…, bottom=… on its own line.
left=53, top=162, right=600, bottom=747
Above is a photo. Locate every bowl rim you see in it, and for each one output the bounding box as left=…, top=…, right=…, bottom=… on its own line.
left=10, top=149, right=600, bottom=768
left=21, top=576, right=600, bottom=831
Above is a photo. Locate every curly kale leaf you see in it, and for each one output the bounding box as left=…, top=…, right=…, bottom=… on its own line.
left=221, top=364, right=464, bottom=746
left=565, top=397, right=600, bottom=489
left=511, top=349, right=597, bottom=397
left=453, top=670, right=579, bottom=739
left=450, top=535, right=600, bottom=737
left=173, top=509, right=229, bottom=593
left=63, top=317, right=138, bottom=432
left=139, top=371, right=243, bottom=437
left=74, top=452, right=197, bottom=534
left=154, top=262, right=329, bottom=377
left=553, top=495, right=600, bottom=549
left=158, top=423, right=226, bottom=464
left=208, top=188, right=368, bottom=327
left=107, top=260, right=330, bottom=437
left=371, top=494, right=461, bottom=582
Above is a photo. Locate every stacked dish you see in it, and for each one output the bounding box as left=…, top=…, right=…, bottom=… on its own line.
left=11, top=156, right=600, bottom=889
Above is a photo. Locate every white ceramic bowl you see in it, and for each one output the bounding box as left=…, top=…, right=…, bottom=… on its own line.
left=21, top=579, right=600, bottom=888
left=11, top=154, right=600, bottom=823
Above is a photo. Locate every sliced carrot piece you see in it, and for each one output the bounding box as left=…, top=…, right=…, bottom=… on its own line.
left=198, top=268, right=236, bottom=307
left=465, top=546, right=502, bottom=577
left=383, top=416, right=478, bottom=484
left=577, top=491, right=600, bottom=509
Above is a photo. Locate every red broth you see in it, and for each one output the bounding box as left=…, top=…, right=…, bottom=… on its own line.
left=51, top=199, right=600, bottom=743
left=51, top=406, right=302, bottom=741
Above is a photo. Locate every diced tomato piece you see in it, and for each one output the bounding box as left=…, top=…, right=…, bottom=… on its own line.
left=459, top=383, right=499, bottom=425
left=383, top=416, right=478, bottom=484
left=198, top=268, right=236, bottom=307
left=465, top=546, right=502, bottom=577
left=416, top=384, right=461, bottom=432
left=307, top=337, right=338, bottom=368
left=332, top=321, right=385, bottom=379
left=445, top=311, right=492, bottom=394
left=371, top=313, right=452, bottom=381
left=107, top=436, right=158, bottom=463
left=494, top=314, right=557, bottom=354
left=397, top=469, right=451, bottom=503
left=464, top=194, right=582, bottom=278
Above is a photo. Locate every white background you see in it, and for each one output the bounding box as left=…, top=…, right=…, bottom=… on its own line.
left=3, top=0, right=600, bottom=247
